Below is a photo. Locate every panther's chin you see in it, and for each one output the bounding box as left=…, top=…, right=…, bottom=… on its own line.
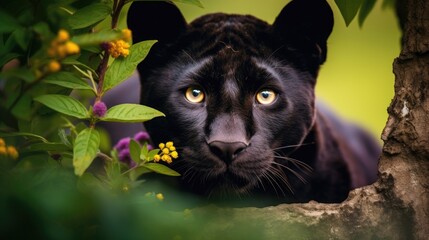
left=204, top=170, right=260, bottom=197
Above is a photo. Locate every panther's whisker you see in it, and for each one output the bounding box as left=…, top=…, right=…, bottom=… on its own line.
left=268, top=165, right=294, bottom=195
left=264, top=168, right=288, bottom=196
left=272, top=142, right=315, bottom=151
left=272, top=161, right=308, bottom=184
left=273, top=154, right=313, bottom=174
left=260, top=171, right=281, bottom=196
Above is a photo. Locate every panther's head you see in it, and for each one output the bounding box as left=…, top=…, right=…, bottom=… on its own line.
left=128, top=0, right=333, bottom=197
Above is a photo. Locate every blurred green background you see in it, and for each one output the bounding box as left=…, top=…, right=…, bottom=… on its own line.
left=176, top=0, right=401, bottom=140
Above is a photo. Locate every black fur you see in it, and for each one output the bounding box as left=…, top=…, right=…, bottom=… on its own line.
left=127, top=0, right=380, bottom=204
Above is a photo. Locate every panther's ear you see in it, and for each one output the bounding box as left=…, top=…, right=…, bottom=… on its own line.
left=127, top=1, right=187, bottom=43
left=273, top=0, right=333, bottom=64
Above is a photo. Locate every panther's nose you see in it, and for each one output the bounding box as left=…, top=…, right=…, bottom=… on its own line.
left=209, top=141, right=247, bottom=163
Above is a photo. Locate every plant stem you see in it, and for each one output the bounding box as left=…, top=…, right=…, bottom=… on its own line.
left=94, top=0, right=125, bottom=102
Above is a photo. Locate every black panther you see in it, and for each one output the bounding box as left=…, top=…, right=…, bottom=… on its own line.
left=127, top=0, right=380, bottom=204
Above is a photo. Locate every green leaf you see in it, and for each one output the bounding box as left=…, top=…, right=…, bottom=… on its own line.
left=129, top=139, right=141, bottom=164
left=358, top=0, right=376, bottom=27
left=129, top=166, right=151, bottom=181
left=140, top=142, right=149, bottom=161
left=0, top=10, right=21, bottom=33
left=172, top=0, right=203, bottom=8
left=334, top=0, right=364, bottom=26
left=26, top=142, right=71, bottom=152
left=34, top=94, right=89, bottom=119
left=73, top=128, right=100, bottom=176
left=143, top=163, right=180, bottom=176
left=101, top=104, right=164, bottom=123
left=61, top=58, right=98, bottom=76
left=382, top=0, right=396, bottom=9
left=68, top=3, right=112, bottom=29
left=13, top=27, right=31, bottom=51
left=103, top=40, right=156, bottom=93
left=0, top=132, right=48, bottom=142
left=43, top=72, right=94, bottom=91
left=72, top=30, right=122, bottom=46
left=32, top=22, right=51, bottom=37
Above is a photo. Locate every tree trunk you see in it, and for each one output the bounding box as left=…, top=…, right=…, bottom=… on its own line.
left=189, top=0, right=429, bottom=239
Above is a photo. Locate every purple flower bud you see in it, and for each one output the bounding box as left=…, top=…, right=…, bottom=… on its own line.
left=134, top=131, right=150, bottom=143
left=147, top=144, right=153, bottom=150
left=118, top=149, right=131, bottom=163
left=114, top=137, right=131, bottom=151
left=93, top=101, right=107, bottom=117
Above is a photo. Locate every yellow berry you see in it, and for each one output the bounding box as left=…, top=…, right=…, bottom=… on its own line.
left=162, top=155, right=172, bottom=164
left=166, top=141, right=173, bottom=148
left=0, top=138, right=5, bottom=147
left=159, top=143, right=165, bottom=149
left=154, top=154, right=161, bottom=162
left=162, top=148, right=170, bottom=155
left=57, top=29, right=70, bottom=42
left=169, top=146, right=176, bottom=151
left=122, top=29, right=132, bottom=42
left=65, top=41, right=80, bottom=55
left=6, top=146, right=18, bottom=159
left=171, top=151, right=178, bottom=159
left=56, top=45, right=67, bottom=59
left=48, top=60, right=61, bottom=72
left=156, top=193, right=164, bottom=201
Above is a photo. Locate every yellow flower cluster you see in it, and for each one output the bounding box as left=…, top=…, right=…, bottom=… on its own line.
left=47, top=29, right=80, bottom=59
left=106, top=29, right=132, bottom=58
left=153, top=141, right=178, bottom=164
left=0, top=138, right=19, bottom=159
left=41, top=29, right=80, bottom=75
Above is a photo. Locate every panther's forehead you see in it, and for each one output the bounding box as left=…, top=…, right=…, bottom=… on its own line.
left=185, top=13, right=273, bottom=59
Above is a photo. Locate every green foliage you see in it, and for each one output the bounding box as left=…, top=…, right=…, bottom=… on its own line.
left=172, top=0, right=204, bottom=8
left=143, top=163, right=181, bottom=176
left=334, top=0, right=395, bottom=26
left=34, top=94, right=89, bottom=119
left=358, top=0, right=377, bottom=27
left=72, top=30, right=123, bottom=46
left=335, top=0, right=364, bottom=26
left=43, top=71, right=95, bottom=91
left=0, top=0, right=183, bottom=223
left=73, top=128, right=100, bottom=176
left=68, top=3, right=113, bottom=29
left=103, top=40, right=156, bottom=93
left=101, top=103, right=165, bottom=122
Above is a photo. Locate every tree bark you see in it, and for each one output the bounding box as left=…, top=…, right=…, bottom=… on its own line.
left=189, top=0, right=429, bottom=239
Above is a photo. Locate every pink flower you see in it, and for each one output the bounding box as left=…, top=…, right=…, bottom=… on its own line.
left=114, top=137, right=131, bottom=151
left=93, top=101, right=107, bottom=117
left=134, top=131, right=150, bottom=143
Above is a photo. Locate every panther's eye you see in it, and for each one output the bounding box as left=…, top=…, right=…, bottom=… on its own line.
left=185, top=87, right=205, bottom=103
left=256, top=89, right=277, bottom=105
